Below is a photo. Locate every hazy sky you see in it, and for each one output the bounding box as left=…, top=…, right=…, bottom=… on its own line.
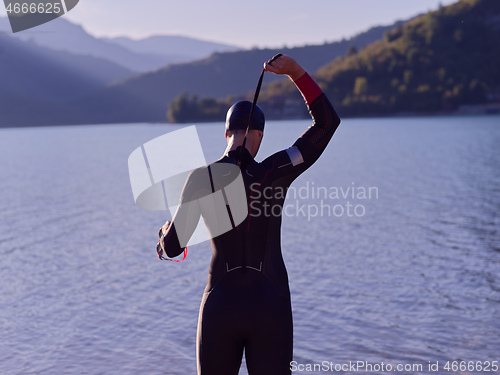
left=2, top=0, right=458, bottom=47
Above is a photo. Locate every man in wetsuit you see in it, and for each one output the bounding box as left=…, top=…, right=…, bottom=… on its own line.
left=158, top=54, right=341, bottom=375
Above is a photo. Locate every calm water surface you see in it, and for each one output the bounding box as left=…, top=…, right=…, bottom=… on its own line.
left=0, top=116, right=499, bottom=374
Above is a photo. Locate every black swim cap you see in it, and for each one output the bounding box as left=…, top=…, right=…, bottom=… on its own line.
left=225, top=101, right=265, bottom=132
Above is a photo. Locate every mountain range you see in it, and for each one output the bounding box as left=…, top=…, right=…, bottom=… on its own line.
left=0, top=12, right=402, bottom=127
left=0, top=15, right=240, bottom=127
left=0, top=16, right=240, bottom=73
left=101, top=34, right=242, bottom=66
left=5, top=1, right=494, bottom=128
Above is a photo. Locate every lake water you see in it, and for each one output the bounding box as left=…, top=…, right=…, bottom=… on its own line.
left=0, top=116, right=499, bottom=375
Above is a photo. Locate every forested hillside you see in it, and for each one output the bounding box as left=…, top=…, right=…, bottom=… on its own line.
left=170, top=0, right=500, bottom=122
left=266, top=0, right=500, bottom=117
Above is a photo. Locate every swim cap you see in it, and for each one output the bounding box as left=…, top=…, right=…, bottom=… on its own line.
left=225, top=101, right=265, bottom=132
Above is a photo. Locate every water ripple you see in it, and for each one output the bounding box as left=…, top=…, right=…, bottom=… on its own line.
left=1, top=118, right=499, bottom=374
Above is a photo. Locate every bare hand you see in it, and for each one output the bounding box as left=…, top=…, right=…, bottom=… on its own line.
left=264, top=54, right=306, bottom=81
left=159, top=220, right=171, bottom=238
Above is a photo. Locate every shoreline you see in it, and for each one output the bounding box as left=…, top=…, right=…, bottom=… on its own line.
left=1, top=109, right=499, bottom=130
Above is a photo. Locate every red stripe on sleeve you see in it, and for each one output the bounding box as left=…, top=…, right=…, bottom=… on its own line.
left=294, top=72, right=323, bottom=106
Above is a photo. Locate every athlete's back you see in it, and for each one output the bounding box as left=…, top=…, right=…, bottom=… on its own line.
left=158, top=55, right=340, bottom=375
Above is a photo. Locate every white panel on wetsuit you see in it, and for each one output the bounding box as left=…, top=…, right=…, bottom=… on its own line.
left=285, top=146, right=304, bottom=166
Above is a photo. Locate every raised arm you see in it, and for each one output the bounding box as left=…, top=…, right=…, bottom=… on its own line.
left=264, top=54, right=341, bottom=170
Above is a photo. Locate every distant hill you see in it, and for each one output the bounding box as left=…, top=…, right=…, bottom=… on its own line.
left=101, top=35, right=241, bottom=63
left=0, top=29, right=146, bottom=129
left=0, top=16, right=164, bottom=72
left=0, top=16, right=241, bottom=73
left=261, top=0, right=500, bottom=117
left=0, top=30, right=137, bottom=126
left=69, top=22, right=400, bottom=124
left=0, top=32, right=132, bottom=101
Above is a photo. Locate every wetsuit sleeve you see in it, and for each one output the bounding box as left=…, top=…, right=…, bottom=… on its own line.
left=260, top=72, right=340, bottom=179
left=159, top=170, right=204, bottom=259
left=292, top=72, right=341, bottom=166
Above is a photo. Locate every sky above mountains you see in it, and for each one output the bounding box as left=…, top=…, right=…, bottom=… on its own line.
left=1, top=0, right=457, bottom=48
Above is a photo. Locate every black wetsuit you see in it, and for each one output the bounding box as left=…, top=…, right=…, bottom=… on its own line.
left=161, top=73, right=340, bottom=375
